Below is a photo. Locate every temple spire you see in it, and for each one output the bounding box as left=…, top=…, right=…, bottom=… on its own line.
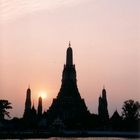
left=66, top=41, right=73, bottom=65
left=102, top=86, right=106, bottom=99
left=69, top=41, right=71, bottom=47
left=38, top=96, right=42, bottom=117
left=23, top=87, right=32, bottom=119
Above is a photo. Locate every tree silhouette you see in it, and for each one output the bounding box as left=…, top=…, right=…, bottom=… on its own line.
left=122, top=99, right=140, bottom=121
left=0, top=100, right=12, bottom=120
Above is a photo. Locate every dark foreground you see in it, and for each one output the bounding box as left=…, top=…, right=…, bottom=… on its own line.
left=0, top=131, right=140, bottom=139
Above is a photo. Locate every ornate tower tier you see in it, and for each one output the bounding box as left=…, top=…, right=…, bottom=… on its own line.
left=46, top=43, right=89, bottom=126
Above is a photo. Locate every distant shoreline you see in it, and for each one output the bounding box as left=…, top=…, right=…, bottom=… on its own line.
left=0, top=131, right=140, bottom=139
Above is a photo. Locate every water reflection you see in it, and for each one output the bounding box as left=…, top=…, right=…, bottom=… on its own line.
left=20, top=138, right=138, bottom=140
left=3, top=138, right=138, bottom=140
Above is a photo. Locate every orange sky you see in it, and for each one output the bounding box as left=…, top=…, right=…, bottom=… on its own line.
left=0, top=0, right=140, bottom=118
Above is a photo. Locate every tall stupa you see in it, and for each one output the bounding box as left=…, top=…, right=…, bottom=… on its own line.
left=46, top=42, right=89, bottom=126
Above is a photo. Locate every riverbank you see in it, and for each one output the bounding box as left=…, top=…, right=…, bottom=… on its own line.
left=0, top=131, right=139, bottom=139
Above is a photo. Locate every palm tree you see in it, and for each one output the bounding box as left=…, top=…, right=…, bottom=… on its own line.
left=0, top=100, right=12, bottom=120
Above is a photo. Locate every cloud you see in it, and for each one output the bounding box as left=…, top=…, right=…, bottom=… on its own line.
left=0, top=0, right=86, bottom=23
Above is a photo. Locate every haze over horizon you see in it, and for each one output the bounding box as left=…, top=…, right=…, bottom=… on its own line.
left=0, top=0, right=140, bottom=118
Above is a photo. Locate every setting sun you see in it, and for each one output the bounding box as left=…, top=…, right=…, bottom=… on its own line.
left=39, top=91, right=47, bottom=99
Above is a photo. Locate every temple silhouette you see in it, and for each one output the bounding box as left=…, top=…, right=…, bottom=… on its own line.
left=23, top=87, right=32, bottom=119
left=22, top=42, right=110, bottom=129
left=23, top=87, right=43, bottom=123
left=46, top=42, right=90, bottom=127
left=0, top=42, right=140, bottom=138
left=98, top=87, right=109, bottom=124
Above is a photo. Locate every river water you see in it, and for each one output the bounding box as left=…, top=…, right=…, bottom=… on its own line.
left=47, top=138, right=139, bottom=140
left=11, top=138, right=139, bottom=140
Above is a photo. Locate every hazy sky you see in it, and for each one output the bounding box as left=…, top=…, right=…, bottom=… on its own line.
left=0, top=0, right=140, bottom=118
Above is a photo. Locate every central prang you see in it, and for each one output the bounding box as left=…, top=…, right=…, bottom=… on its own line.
left=46, top=42, right=90, bottom=128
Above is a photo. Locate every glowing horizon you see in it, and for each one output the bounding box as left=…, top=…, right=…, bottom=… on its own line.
left=38, top=91, right=47, bottom=99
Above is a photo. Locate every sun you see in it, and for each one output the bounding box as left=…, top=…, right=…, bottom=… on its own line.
left=39, top=91, right=47, bottom=99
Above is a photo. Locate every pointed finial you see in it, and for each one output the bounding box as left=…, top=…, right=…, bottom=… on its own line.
left=66, top=41, right=73, bottom=65
left=69, top=41, right=71, bottom=47
left=39, top=96, right=42, bottom=100
left=27, top=84, right=31, bottom=93
left=28, top=84, right=30, bottom=89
